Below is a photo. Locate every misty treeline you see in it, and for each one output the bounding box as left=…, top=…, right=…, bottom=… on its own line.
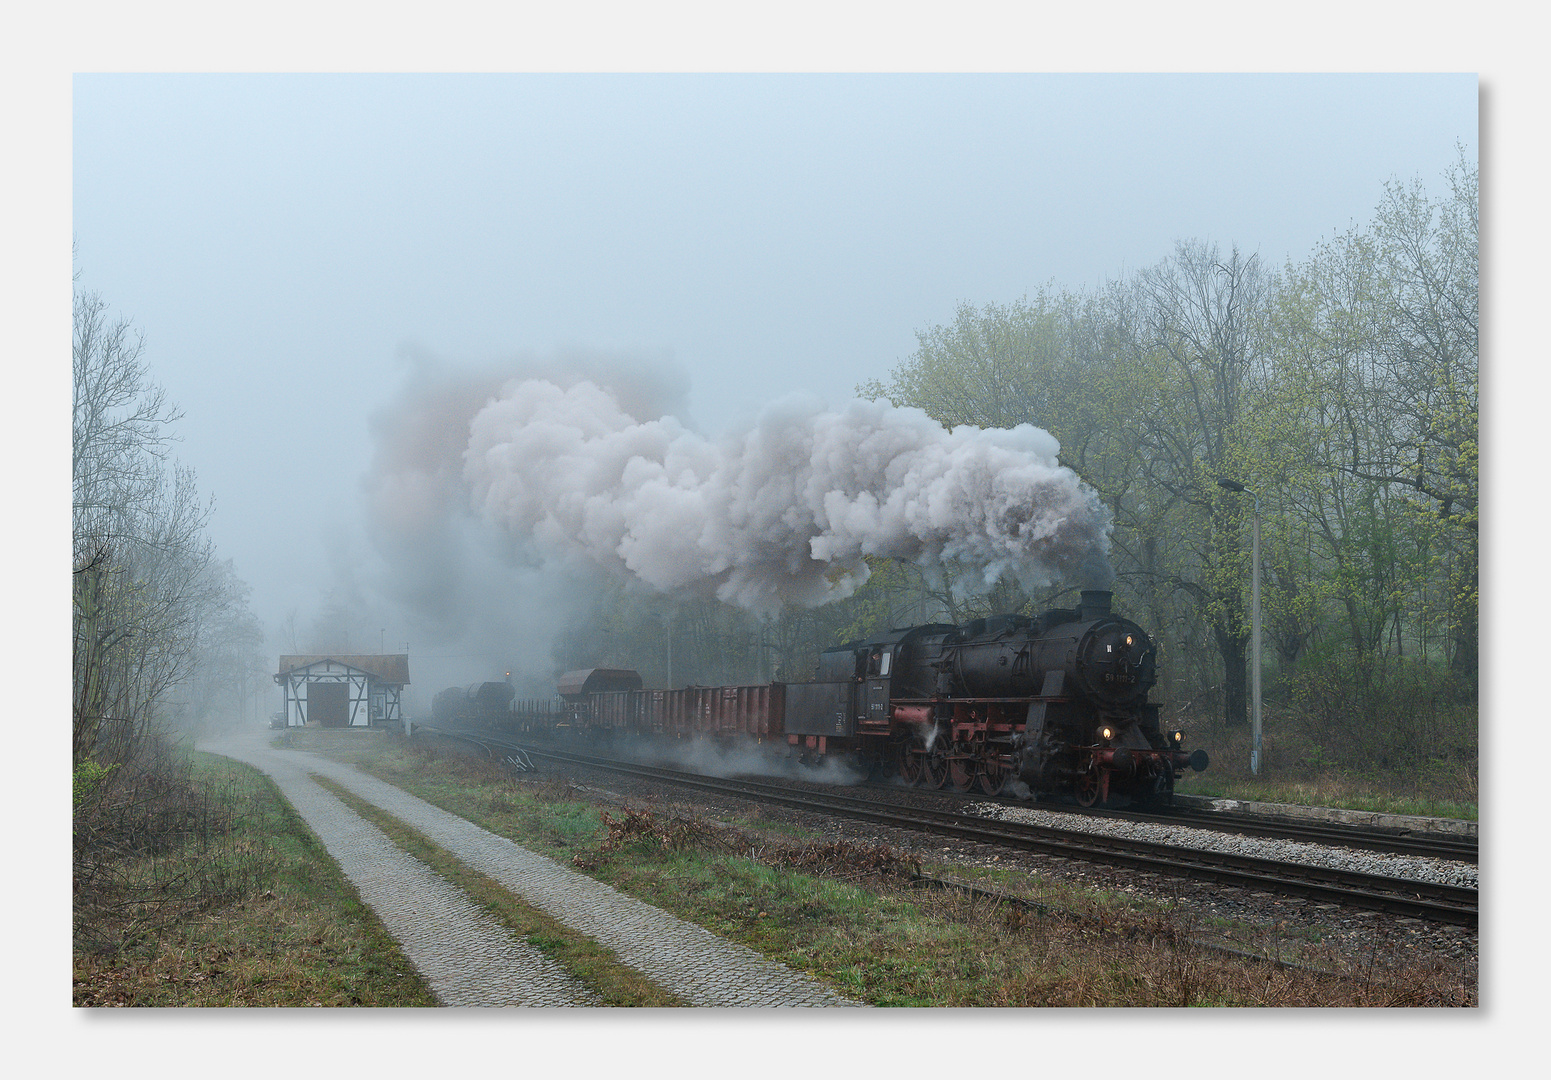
left=73, top=284, right=266, bottom=772
left=564, top=157, right=1476, bottom=786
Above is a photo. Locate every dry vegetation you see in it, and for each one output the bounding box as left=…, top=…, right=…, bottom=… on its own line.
left=72, top=744, right=434, bottom=1007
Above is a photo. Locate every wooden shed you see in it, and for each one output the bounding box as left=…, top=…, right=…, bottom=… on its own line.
left=274, top=654, right=410, bottom=728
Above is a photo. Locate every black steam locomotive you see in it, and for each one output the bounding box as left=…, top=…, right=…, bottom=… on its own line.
left=836, top=589, right=1209, bottom=805
left=435, top=590, right=1207, bottom=807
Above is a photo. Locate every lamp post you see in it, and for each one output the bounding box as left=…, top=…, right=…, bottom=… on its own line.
left=1217, top=477, right=1262, bottom=777
left=656, top=611, right=674, bottom=688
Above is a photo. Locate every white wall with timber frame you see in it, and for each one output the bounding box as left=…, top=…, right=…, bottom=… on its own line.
left=277, top=658, right=405, bottom=727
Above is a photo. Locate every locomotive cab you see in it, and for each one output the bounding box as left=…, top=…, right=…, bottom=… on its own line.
left=816, top=641, right=899, bottom=682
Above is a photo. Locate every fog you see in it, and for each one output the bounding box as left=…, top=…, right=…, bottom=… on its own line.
left=69, top=73, right=1479, bottom=711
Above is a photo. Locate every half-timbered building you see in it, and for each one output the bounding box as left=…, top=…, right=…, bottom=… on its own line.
left=274, top=654, right=410, bottom=728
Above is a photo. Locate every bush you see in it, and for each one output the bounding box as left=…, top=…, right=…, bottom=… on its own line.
left=1283, top=655, right=1476, bottom=775
left=73, top=734, right=269, bottom=955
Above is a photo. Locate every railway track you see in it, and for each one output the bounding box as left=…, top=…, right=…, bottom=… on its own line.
left=433, top=721, right=1477, bottom=862
left=940, top=792, right=1478, bottom=864
left=419, top=725, right=1479, bottom=927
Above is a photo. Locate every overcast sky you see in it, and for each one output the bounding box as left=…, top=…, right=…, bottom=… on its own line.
left=70, top=73, right=1478, bottom=653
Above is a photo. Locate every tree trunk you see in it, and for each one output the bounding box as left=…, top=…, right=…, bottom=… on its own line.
left=1216, top=624, right=1248, bottom=727
left=1449, top=536, right=1479, bottom=694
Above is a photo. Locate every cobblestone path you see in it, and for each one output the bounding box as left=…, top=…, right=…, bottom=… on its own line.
left=201, top=734, right=598, bottom=1006
left=201, top=730, right=861, bottom=1008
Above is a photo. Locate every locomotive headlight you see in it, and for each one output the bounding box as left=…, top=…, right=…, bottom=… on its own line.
left=1171, top=729, right=1184, bottom=744
left=1101, top=726, right=1114, bottom=741
left=1125, top=635, right=1134, bottom=647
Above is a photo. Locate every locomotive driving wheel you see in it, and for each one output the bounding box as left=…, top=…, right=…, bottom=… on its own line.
left=978, top=752, right=1009, bottom=797
left=898, top=740, right=924, bottom=785
left=1075, top=762, right=1102, bottom=807
left=923, top=735, right=950, bottom=789
left=948, top=742, right=977, bottom=792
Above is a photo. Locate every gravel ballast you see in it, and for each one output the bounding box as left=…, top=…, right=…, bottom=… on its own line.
left=961, top=801, right=1480, bottom=890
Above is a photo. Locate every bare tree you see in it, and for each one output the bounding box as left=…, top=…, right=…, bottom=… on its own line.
left=176, top=559, right=268, bottom=734
left=73, top=286, right=242, bottom=764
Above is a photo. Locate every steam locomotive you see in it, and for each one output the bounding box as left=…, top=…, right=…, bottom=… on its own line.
left=431, top=681, right=518, bottom=727
left=433, top=589, right=1208, bottom=807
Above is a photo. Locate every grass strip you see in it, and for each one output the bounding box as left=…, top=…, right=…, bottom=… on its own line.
left=74, top=752, right=437, bottom=1007
left=315, top=776, right=686, bottom=1007
left=1172, top=765, right=1477, bottom=820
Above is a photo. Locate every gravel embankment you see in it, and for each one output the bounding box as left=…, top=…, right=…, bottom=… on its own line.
left=961, top=802, right=1479, bottom=890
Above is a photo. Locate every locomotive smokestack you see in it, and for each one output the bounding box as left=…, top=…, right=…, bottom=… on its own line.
left=1079, top=590, right=1112, bottom=621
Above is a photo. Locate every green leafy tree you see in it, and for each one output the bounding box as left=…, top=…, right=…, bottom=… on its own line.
left=1264, top=153, right=1477, bottom=689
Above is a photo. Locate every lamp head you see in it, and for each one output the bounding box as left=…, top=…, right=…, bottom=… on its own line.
left=1216, top=478, right=1245, bottom=492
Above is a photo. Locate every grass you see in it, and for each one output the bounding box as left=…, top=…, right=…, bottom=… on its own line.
left=286, top=727, right=1476, bottom=1007
left=73, top=752, right=436, bottom=1007
left=1172, top=772, right=1478, bottom=821
left=1171, top=700, right=1478, bottom=820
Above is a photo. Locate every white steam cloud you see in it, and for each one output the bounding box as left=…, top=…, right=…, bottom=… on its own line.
left=464, top=379, right=1113, bottom=613
left=358, top=354, right=692, bottom=694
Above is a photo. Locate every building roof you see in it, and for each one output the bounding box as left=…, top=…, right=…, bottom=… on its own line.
left=277, top=654, right=411, bottom=684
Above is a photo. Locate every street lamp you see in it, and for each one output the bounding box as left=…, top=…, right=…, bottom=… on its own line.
left=655, top=611, right=674, bottom=688
left=1216, top=477, right=1262, bottom=777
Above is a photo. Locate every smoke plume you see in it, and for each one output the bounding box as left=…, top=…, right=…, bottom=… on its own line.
left=358, top=355, right=691, bottom=693
left=464, top=379, right=1113, bottom=614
